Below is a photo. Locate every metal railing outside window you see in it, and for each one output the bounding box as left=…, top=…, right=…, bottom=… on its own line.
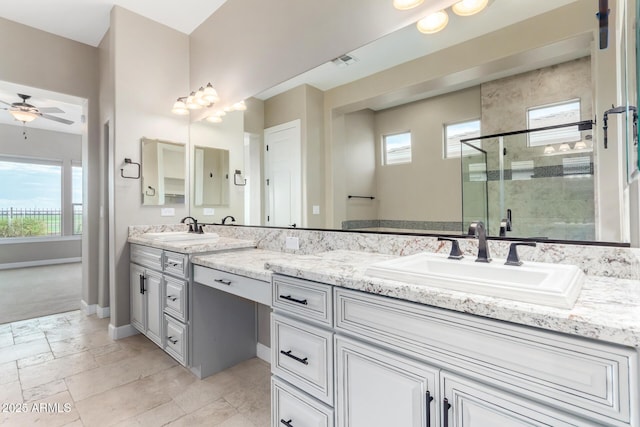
left=0, top=207, right=62, bottom=237
left=72, top=203, right=83, bottom=235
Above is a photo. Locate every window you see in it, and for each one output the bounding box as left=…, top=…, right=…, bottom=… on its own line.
left=444, top=120, right=481, bottom=158
left=383, top=132, right=412, bottom=165
left=527, top=99, right=581, bottom=147
left=0, top=158, right=62, bottom=238
left=72, top=164, right=83, bottom=235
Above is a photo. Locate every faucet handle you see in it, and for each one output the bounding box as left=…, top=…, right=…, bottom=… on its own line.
left=505, top=242, right=537, bottom=266
left=437, top=237, right=464, bottom=260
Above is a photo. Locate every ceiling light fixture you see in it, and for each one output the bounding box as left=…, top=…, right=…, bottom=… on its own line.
left=417, top=10, right=449, bottom=34
left=393, top=0, right=424, bottom=10
left=10, top=110, right=37, bottom=123
left=452, top=0, right=489, bottom=16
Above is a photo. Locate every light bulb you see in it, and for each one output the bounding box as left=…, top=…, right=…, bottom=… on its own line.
left=9, top=110, right=37, bottom=122
left=393, top=0, right=424, bottom=10
left=186, top=92, right=201, bottom=110
left=574, top=140, right=587, bottom=150
left=558, top=143, right=571, bottom=152
left=171, top=99, right=189, bottom=115
left=417, top=10, right=449, bottom=34
left=206, top=115, right=222, bottom=123
left=232, top=101, right=247, bottom=111
left=203, top=83, right=220, bottom=104
left=452, top=0, right=489, bottom=16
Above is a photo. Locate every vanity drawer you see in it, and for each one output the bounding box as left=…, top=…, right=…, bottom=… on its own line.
left=335, top=288, right=636, bottom=425
left=193, top=265, right=271, bottom=305
left=272, top=275, right=333, bottom=327
left=272, top=313, right=333, bottom=406
left=164, top=251, right=188, bottom=278
left=272, top=377, right=334, bottom=427
left=164, top=314, right=187, bottom=366
left=130, top=244, right=163, bottom=270
left=164, top=276, right=187, bottom=322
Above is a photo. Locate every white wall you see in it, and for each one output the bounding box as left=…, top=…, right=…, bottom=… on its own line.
left=110, top=6, right=190, bottom=327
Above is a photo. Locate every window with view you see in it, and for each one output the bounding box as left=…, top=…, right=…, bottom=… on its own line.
left=444, top=120, right=481, bottom=158
left=0, top=158, right=66, bottom=238
left=383, top=132, right=412, bottom=165
left=527, top=99, right=581, bottom=147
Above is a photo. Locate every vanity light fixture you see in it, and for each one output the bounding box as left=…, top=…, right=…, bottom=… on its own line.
left=185, top=92, right=202, bottom=110
left=232, top=100, right=247, bottom=111
left=543, top=145, right=556, bottom=154
left=393, top=0, right=424, bottom=10
left=171, top=98, right=189, bottom=115
left=452, top=0, right=489, bottom=16
left=574, top=140, right=588, bottom=150
left=206, top=115, right=223, bottom=123
left=417, top=10, right=449, bottom=34
left=558, top=143, right=571, bottom=152
left=202, top=83, right=220, bottom=104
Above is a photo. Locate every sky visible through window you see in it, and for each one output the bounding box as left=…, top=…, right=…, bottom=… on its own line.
left=0, top=160, right=62, bottom=209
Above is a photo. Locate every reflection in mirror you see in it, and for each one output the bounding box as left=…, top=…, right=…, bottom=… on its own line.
left=141, top=138, right=185, bottom=205
left=193, top=146, right=230, bottom=206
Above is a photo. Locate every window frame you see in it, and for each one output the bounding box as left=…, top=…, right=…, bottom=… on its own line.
left=443, top=119, right=482, bottom=159
left=382, top=131, right=412, bottom=166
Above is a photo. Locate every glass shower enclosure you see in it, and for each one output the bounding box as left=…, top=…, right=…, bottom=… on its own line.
left=461, top=121, right=595, bottom=240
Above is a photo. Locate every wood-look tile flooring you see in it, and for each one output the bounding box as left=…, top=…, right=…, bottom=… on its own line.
left=0, top=311, right=270, bottom=427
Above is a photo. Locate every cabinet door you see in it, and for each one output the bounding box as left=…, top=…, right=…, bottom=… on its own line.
left=144, top=270, right=163, bottom=346
left=130, top=263, right=146, bottom=333
left=336, top=336, right=439, bottom=427
left=441, top=372, right=597, bottom=427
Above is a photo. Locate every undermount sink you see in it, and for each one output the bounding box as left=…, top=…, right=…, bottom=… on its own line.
left=142, top=231, right=219, bottom=242
left=364, top=252, right=585, bottom=309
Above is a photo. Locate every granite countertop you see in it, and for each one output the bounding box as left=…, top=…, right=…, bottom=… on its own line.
left=192, top=249, right=302, bottom=282
left=128, top=234, right=256, bottom=254
left=264, top=250, right=640, bottom=348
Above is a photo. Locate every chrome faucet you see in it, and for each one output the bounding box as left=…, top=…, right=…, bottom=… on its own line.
left=221, top=215, right=236, bottom=225
left=468, top=221, right=491, bottom=263
left=180, top=216, right=203, bottom=233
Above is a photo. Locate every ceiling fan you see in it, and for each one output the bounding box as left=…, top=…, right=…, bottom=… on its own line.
left=0, top=93, right=74, bottom=125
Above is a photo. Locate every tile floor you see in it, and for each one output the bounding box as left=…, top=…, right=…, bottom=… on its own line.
left=0, top=310, right=271, bottom=427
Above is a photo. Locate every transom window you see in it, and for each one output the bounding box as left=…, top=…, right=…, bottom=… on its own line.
left=444, top=120, right=481, bottom=158
left=383, top=131, right=412, bottom=165
left=527, top=99, right=581, bottom=147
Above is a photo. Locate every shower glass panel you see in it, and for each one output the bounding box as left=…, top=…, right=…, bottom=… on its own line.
left=462, top=122, right=595, bottom=240
left=460, top=141, right=489, bottom=234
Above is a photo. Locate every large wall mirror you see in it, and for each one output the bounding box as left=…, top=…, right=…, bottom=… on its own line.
left=189, top=0, right=638, bottom=245
left=141, top=138, right=186, bottom=205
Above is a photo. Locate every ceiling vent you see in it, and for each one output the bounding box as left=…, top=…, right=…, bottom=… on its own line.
left=332, top=54, right=358, bottom=68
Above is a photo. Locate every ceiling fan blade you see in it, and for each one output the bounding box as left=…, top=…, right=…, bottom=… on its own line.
left=38, top=113, right=74, bottom=125
left=0, top=100, right=11, bottom=107
left=38, top=107, right=64, bottom=114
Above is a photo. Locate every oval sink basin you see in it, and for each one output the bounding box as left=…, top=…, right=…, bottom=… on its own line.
left=364, top=252, right=585, bottom=309
left=142, top=231, right=219, bottom=242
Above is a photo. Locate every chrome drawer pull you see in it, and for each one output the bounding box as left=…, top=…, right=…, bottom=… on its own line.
left=280, top=350, right=308, bottom=365
left=280, top=295, right=308, bottom=305
left=167, top=295, right=178, bottom=302
left=167, top=336, right=178, bottom=345
left=280, top=419, right=294, bottom=427
left=167, top=261, right=180, bottom=267
left=214, top=279, right=232, bottom=286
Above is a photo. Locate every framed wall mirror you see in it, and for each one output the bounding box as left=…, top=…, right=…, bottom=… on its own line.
left=141, top=138, right=186, bottom=205
left=193, top=146, right=230, bottom=206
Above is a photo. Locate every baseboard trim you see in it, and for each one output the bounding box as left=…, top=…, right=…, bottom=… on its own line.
left=257, top=342, right=270, bottom=363
left=108, top=323, right=139, bottom=340
left=0, top=257, right=81, bottom=270
left=81, top=300, right=97, bottom=315
left=96, top=306, right=110, bottom=318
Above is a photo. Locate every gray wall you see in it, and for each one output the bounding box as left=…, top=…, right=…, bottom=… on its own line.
left=0, top=17, right=100, bottom=306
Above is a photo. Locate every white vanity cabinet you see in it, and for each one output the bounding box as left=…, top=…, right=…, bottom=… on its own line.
left=270, top=275, right=335, bottom=425
left=269, top=273, right=639, bottom=427
left=129, top=243, right=189, bottom=365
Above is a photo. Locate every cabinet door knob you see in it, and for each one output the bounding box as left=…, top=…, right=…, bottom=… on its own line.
left=280, top=350, right=308, bottom=365
left=167, top=336, right=178, bottom=345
